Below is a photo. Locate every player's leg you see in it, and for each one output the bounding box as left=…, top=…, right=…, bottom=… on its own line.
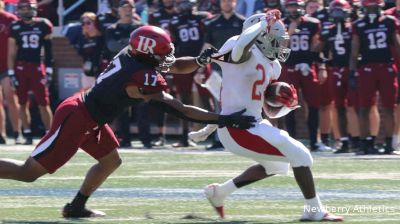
left=0, top=82, right=6, bottom=143
left=357, top=66, right=377, bottom=154
left=215, top=122, right=342, bottom=221
left=65, top=124, right=121, bottom=217
left=0, top=95, right=84, bottom=182
left=319, top=75, right=333, bottom=149
left=330, top=67, right=349, bottom=153
left=1, top=76, right=22, bottom=143
left=301, top=67, right=321, bottom=151
left=347, top=83, right=360, bottom=150
left=32, top=64, right=52, bottom=131
left=15, top=63, right=32, bottom=144
left=379, top=64, right=398, bottom=154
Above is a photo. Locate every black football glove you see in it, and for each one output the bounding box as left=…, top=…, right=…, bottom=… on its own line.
left=7, top=69, right=19, bottom=89
left=348, top=70, right=357, bottom=90
left=218, top=109, right=256, bottom=129
left=196, top=47, right=218, bottom=67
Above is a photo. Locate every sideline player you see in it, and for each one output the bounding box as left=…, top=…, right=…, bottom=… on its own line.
left=0, top=0, right=21, bottom=144
left=0, top=26, right=256, bottom=218
left=191, top=12, right=343, bottom=221
left=350, top=0, right=400, bottom=154
left=7, top=0, right=53, bottom=144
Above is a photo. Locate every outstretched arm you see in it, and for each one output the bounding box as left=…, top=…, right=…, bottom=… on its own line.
left=231, top=11, right=280, bottom=63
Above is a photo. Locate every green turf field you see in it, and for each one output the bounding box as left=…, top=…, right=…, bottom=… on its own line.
left=0, top=144, right=399, bottom=223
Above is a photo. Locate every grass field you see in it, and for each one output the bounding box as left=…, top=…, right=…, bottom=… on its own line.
left=0, top=142, right=399, bottom=223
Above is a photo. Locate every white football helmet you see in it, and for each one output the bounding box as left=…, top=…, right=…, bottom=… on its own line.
left=242, top=13, right=291, bottom=62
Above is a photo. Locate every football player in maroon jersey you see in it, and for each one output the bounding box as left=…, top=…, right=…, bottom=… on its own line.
left=350, top=0, right=400, bottom=154
left=7, top=0, right=53, bottom=144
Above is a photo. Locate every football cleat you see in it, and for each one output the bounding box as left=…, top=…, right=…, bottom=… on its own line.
left=62, top=203, right=106, bottom=218
left=300, top=212, right=344, bottom=222
left=204, top=183, right=225, bottom=219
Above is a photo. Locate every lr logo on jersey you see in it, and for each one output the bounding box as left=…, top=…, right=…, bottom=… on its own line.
left=136, top=36, right=156, bottom=54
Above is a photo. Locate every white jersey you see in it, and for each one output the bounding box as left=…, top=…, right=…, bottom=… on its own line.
left=213, top=37, right=282, bottom=121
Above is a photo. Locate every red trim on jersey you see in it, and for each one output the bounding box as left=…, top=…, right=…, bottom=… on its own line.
left=227, top=127, right=284, bottom=156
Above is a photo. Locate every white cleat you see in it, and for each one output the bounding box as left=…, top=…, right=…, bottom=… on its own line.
left=204, top=183, right=225, bottom=219
left=300, top=212, right=344, bottom=222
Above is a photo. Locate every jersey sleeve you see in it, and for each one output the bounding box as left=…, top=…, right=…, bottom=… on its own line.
left=8, top=21, right=19, bottom=39
left=125, top=69, right=168, bottom=93
left=42, top=18, right=53, bottom=36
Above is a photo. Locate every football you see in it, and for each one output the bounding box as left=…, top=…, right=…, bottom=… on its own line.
left=264, top=81, right=292, bottom=107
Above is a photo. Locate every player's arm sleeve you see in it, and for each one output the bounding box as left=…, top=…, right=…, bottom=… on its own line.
left=43, top=39, right=53, bottom=67
left=231, top=16, right=267, bottom=63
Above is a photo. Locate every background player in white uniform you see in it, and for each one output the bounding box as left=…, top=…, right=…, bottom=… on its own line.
left=190, top=11, right=343, bottom=222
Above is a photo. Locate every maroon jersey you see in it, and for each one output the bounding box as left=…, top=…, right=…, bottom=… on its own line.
left=352, top=15, right=399, bottom=65
left=9, top=17, right=53, bottom=64
left=320, top=22, right=352, bottom=67
left=384, top=7, right=400, bottom=67
left=169, top=12, right=210, bottom=57
left=0, top=11, right=18, bottom=72
left=283, top=16, right=321, bottom=66
left=148, top=8, right=178, bottom=31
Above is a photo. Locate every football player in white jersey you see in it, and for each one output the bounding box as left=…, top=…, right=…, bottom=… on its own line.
left=189, top=10, right=343, bottom=222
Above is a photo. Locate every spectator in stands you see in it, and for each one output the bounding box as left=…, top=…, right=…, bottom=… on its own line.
left=169, top=0, right=211, bottom=147
left=4, top=0, right=17, bottom=14
left=236, top=0, right=265, bottom=17
left=263, top=0, right=283, bottom=12
left=199, top=0, right=245, bottom=150
left=305, top=0, right=322, bottom=15
left=105, top=0, right=143, bottom=147
left=147, top=0, right=179, bottom=146
left=7, top=0, right=54, bottom=144
left=0, top=0, right=22, bottom=144
left=37, top=0, right=57, bottom=24
left=198, top=0, right=221, bottom=14
left=350, top=0, right=400, bottom=154
left=76, top=12, right=104, bottom=90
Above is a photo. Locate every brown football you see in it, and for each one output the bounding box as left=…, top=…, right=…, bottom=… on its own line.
left=264, top=81, right=291, bottom=107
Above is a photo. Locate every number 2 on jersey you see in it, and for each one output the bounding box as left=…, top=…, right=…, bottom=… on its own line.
left=252, top=64, right=266, bottom=101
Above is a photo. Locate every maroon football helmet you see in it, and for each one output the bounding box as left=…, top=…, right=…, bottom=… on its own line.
left=130, top=26, right=176, bottom=73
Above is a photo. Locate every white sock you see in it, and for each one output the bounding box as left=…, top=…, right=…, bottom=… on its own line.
left=305, top=195, right=325, bottom=213
left=219, top=179, right=238, bottom=197
left=392, top=135, right=400, bottom=150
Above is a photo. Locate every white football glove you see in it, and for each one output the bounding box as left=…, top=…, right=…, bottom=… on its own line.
left=295, top=63, right=312, bottom=76
left=188, top=124, right=218, bottom=142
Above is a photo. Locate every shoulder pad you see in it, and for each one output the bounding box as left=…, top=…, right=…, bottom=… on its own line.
left=214, top=36, right=239, bottom=57
left=10, top=21, right=21, bottom=30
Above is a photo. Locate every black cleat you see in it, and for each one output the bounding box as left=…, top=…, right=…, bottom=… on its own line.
left=62, top=203, right=106, bottom=218
left=0, top=135, right=6, bottom=144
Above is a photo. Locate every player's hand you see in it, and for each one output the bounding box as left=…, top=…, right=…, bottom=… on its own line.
left=276, top=84, right=299, bottom=108
left=348, top=70, right=358, bottom=90
left=7, top=69, right=19, bottom=89
left=42, top=67, right=53, bottom=87
left=196, top=47, right=218, bottom=67
left=218, top=109, right=256, bottom=129
left=318, top=68, right=328, bottom=84
left=265, top=9, right=281, bottom=27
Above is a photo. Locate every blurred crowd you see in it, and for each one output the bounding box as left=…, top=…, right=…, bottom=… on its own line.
left=1, top=0, right=400, bottom=155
